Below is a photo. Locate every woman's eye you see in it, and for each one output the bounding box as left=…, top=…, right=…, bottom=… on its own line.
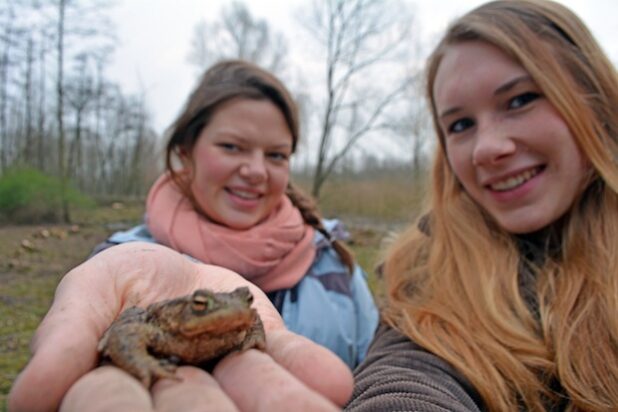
left=267, top=152, right=289, bottom=161
left=448, top=118, right=475, bottom=134
left=508, top=92, right=540, bottom=109
left=219, top=143, right=240, bottom=152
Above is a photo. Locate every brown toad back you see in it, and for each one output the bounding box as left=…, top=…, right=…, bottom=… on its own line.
left=97, top=286, right=266, bottom=387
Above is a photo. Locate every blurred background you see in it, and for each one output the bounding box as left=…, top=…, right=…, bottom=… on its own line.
left=0, top=0, right=616, bottom=406
left=0, top=0, right=615, bottom=221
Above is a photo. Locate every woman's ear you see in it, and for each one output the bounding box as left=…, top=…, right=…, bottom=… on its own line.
left=178, top=146, right=189, bottom=161
left=178, top=147, right=193, bottom=171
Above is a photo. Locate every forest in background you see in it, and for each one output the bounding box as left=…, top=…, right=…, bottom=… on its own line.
left=0, top=0, right=435, bottom=225
left=1, top=1, right=161, bottom=203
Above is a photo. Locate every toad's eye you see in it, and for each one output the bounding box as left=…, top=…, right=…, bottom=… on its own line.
left=192, top=295, right=214, bottom=311
left=508, top=92, right=540, bottom=110
left=448, top=117, right=475, bottom=134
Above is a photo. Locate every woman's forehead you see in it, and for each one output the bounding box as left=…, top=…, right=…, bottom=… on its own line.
left=432, top=41, right=525, bottom=106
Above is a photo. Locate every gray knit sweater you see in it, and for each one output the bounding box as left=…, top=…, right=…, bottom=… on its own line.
left=345, top=229, right=573, bottom=411
left=345, top=323, right=484, bottom=411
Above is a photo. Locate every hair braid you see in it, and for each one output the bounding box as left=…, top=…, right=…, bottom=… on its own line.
left=285, top=182, right=355, bottom=274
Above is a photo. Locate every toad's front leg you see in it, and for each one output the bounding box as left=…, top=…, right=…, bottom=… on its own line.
left=239, top=310, right=266, bottom=352
left=99, top=322, right=179, bottom=388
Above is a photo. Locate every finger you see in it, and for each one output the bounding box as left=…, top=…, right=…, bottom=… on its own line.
left=265, top=329, right=354, bottom=406
left=152, top=366, right=238, bottom=412
left=194, top=263, right=353, bottom=406
left=9, top=243, right=208, bottom=412
left=8, top=243, right=290, bottom=412
left=214, top=349, right=340, bottom=412
left=9, top=265, right=115, bottom=412
left=9, top=333, right=99, bottom=412
left=60, top=366, right=152, bottom=412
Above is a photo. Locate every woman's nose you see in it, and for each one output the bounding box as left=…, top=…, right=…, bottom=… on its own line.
left=239, top=152, right=267, bottom=182
left=472, top=122, right=517, bottom=166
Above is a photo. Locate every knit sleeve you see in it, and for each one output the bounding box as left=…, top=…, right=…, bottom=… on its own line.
left=345, top=323, right=484, bottom=412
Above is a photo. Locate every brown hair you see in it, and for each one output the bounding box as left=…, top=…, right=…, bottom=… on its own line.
left=383, top=1, right=618, bottom=411
left=165, top=59, right=354, bottom=271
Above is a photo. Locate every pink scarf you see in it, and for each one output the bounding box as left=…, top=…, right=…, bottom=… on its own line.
left=146, top=174, right=316, bottom=292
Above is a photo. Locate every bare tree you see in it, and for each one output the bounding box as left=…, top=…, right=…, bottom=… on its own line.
left=0, top=0, right=26, bottom=171
left=0, top=0, right=161, bottom=206
left=187, top=1, right=288, bottom=74
left=88, top=46, right=113, bottom=190
left=35, top=24, right=53, bottom=171
left=399, top=74, right=433, bottom=174
left=54, top=0, right=71, bottom=221
left=299, top=0, right=415, bottom=198
left=382, top=31, right=434, bottom=176
left=48, top=0, right=116, bottom=220
left=20, top=36, right=36, bottom=165
left=65, top=52, right=96, bottom=187
left=0, top=1, right=57, bottom=172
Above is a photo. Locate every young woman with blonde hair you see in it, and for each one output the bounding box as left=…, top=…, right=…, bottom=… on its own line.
left=348, top=0, right=618, bottom=410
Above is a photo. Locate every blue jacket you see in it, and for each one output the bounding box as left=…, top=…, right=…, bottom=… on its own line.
left=94, top=220, right=379, bottom=369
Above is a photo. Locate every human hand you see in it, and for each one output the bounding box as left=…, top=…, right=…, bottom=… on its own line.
left=8, top=242, right=353, bottom=411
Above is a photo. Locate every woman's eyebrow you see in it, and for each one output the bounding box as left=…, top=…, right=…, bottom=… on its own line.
left=439, top=74, right=534, bottom=119
left=494, top=74, right=533, bottom=96
left=440, top=106, right=461, bottom=119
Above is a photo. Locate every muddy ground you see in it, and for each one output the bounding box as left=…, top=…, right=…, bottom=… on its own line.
left=0, top=202, right=145, bottom=409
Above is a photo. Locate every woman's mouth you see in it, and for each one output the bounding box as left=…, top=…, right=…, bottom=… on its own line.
left=226, top=188, right=261, bottom=200
left=489, top=166, right=543, bottom=192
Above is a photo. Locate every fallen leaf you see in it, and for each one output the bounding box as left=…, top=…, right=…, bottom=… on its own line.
left=20, top=239, right=37, bottom=252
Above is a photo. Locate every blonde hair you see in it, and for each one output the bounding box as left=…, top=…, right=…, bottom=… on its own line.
left=382, top=1, right=618, bottom=410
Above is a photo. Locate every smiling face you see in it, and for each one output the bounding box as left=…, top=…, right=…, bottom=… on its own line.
left=432, top=41, right=588, bottom=234
left=185, top=97, right=293, bottom=229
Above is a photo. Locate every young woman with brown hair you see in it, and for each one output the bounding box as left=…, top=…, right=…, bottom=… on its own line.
left=92, top=60, right=378, bottom=370
left=9, top=60, right=375, bottom=412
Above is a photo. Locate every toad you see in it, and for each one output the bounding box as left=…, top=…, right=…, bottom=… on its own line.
left=98, top=286, right=266, bottom=387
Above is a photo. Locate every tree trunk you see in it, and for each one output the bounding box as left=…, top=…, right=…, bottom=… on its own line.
left=56, top=0, right=70, bottom=223
left=0, top=8, right=14, bottom=173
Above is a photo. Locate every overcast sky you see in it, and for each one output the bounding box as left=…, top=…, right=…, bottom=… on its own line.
left=106, top=0, right=618, bottom=135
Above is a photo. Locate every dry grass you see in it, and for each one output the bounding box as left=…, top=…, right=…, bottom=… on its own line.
left=320, top=175, right=426, bottom=223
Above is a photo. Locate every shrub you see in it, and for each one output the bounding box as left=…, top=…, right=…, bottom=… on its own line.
left=0, top=168, right=94, bottom=224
